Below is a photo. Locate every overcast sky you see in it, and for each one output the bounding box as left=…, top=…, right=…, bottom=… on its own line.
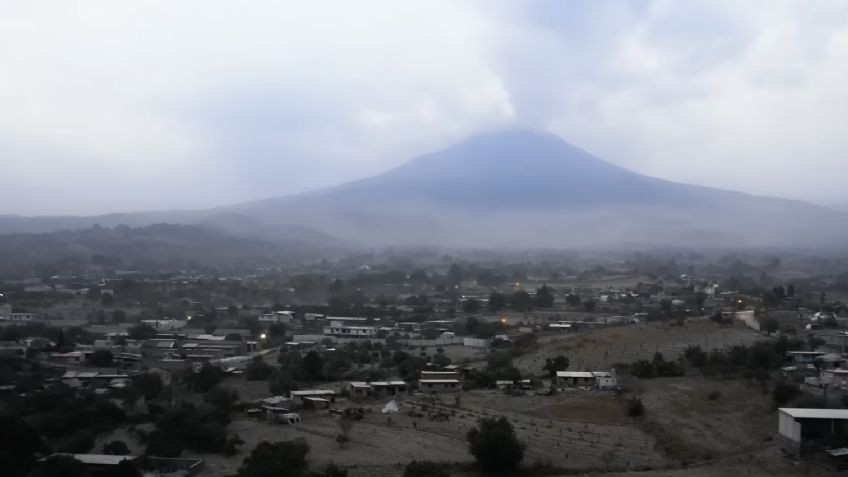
left=2, top=0, right=848, bottom=215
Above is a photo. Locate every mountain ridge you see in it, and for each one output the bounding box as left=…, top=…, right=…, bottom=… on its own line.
left=1, top=129, right=844, bottom=250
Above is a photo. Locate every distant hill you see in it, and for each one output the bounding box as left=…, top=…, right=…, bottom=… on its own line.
left=2, top=129, right=845, bottom=251
left=0, top=223, right=336, bottom=278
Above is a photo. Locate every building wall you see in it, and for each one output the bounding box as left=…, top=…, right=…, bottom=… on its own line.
left=778, top=412, right=802, bottom=455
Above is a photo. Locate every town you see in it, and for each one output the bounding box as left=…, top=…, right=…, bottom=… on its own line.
left=4, top=250, right=848, bottom=476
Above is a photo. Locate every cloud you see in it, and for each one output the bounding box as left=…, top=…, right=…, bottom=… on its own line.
left=0, top=0, right=847, bottom=214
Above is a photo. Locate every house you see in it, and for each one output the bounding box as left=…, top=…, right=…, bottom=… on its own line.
left=420, top=370, right=463, bottom=382
left=0, top=311, right=39, bottom=322
left=787, top=351, right=826, bottom=366
left=140, top=319, right=187, bottom=331
left=495, top=380, right=515, bottom=391
left=778, top=408, right=848, bottom=456
left=370, top=380, right=407, bottom=398
left=556, top=371, right=595, bottom=387
left=323, top=323, right=378, bottom=339
left=289, top=389, right=337, bottom=407
left=258, top=311, right=294, bottom=323
left=419, top=379, right=461, bottom=393
left=348, top=380, right=407, bottom=399
left=593, top=371, right=618, bottom=390
left=349, top=382, right=373, bottom=399
left=0, top=341, right=26, bottom=356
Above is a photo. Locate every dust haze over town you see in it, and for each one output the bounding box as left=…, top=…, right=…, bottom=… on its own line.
left=3, top=2, right=848, bottom=477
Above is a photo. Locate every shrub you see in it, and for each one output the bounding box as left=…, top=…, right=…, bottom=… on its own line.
left=103, top=440, right=131, bottom=455
left=466, top=416, right=525, bottom=473
left=404, top=460, right=449, bottom=477
left=772, top=383, right=801, bottom=406
left=237, top=439, right=310, bottom=477
left=627, top=397, right=644, bottom=417
left=245, top=357, right=274, bottom=381
left=707, top=391, right=721, bottom=401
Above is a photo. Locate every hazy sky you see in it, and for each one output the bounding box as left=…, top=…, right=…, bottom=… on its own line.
left=2, top=0, right=848, bottom=215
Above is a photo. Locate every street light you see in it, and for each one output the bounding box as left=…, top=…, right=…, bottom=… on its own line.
left=259, top=333, right=267, bottom=340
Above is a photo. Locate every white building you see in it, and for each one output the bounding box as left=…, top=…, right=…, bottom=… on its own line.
left=0, top=305, right=39, bottom=322
left=419, top=379, right=461, bottom=393
left=556, top=370, right=618, bottom=389
left=323, top=319, right=378, bottom=339
left=258, top=311, right=294, bottom=323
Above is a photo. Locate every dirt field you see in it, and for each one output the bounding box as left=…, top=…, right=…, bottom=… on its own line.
left=512, top=319, right=764, bottom=376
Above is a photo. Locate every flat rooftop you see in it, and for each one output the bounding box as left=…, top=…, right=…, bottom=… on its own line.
left=780, top=408, right=848, bottom=419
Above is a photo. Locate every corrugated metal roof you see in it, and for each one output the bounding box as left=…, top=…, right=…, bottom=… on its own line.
left=780, top=408, right=848, bottom=419
left=556, top=371, right=594, bottom=378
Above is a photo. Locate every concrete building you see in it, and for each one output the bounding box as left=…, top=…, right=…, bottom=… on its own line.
left=323, top=319, right=378, bottom=339
left=258, top=311, right=294, bottom=323
left=348, top=380, right=407, bottom=399
left=419, top=379, right=461, bottom=393
left=556, top=371, right=595, bottom=387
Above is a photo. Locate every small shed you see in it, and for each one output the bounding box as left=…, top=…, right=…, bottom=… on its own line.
left=778, top=408, right=848, bottom=456
left=556, top=371, right=595, bottom=387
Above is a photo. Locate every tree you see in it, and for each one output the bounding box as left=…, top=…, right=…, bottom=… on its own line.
left=103, top=440, right=131, bottom=455
left=190, top=365, right=224, bottom=392
left=534, top=285, right=555, bottom=308
left=761, top=318, right=779, bottom=335
left=488, top=292, right=507, bottom=311
left=404, top=460, right=449, bottom=477
left=543, top=356, right=570, bottom=378
left=88, top=349, right=115, bottom=368
left=128, top=323, right=157, bottom=340
left=246, top=357, right=274, bottom=381
left=626, top=397, right=645, bottom=417
left=466, top=416, right=525, bottom=473
left=130, top=372, right=163, bottom=400
left=269, top=369, right=298, bottom=396
left=509, top=291, right=532, bottom=311
left=111, top=310, right=127, bottom=323
left=302, top=351, right=325, bottom=382
left=268, top=322, right=287, bottom=338
left=205, top=386, right=239, bottom=414
left=461, top=299, right=481, bottom=313
left=0, top=411, right=45, bottom=477
left=773, top=383, right=801, bottom=406
left=447, top=263, right=464, bottom=285
left=237, top=439, right=310, bottom=477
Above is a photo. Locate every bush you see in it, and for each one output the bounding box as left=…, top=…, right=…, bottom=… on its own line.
left=404, top=460, right=449, bottom=477
left=466, top=416, right=525, bottom=473
left=0, top=411, right=46, bottom=477
left=237, top=439, right=310, bottom=477
left=145, top=432, right=184, bottom=457
left=103, top=440, right=131, bottom=455
left=245, top=357, right=274, bottom=381
left=627, top=397, right=644, bottom=417
left=707, top=390, right=721, bottom=401
left=772, top=383, right=801, bottom=406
